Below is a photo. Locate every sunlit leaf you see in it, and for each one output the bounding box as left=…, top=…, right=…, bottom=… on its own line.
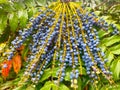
left=9, top=12, right=18, bottom=32
left=111, top=57, right=120, bottom=80
left=18, top=10, right=28, bottom=28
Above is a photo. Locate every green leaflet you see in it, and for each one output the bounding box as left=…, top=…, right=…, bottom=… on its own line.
left=26, top=85, right=35, bottom=90
left=98, top=30, right=109, bottom=38
left=106, top=51, right=114, bottom=65
left=36, top=0, right=47, bottom=6
left=100, top=45, right=106, bottom=52
left=59, top=83, right=70, bottom=90
left=101, top=35, right=120, bottom=47
left=9, top=12, right=18, bottom=32
left=77, top=77, right=82, bottom=90
left=39, top=67, right=59, bottom=82
left=41, top=81, right=70, bottom=90
left=109, top=44, right=120, bottom=55
left=18, top=10, right=28, bottom=28
left=0, top=14, right=7, bottom=34
left=40, top=81, right=57, bottom=90
left=111, top=56, right=120, bottom=80
left=112, top=49, right=120, bottom=55
left=24, top=0, right=36, bottom=7
left=13, top=2, right=26, bottom=10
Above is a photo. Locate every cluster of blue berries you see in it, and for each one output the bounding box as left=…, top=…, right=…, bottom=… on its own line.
left=4, top=2, right=119, bottom=88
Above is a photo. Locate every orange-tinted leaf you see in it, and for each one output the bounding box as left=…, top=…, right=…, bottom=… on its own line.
left=24, top=56, right=27, bottom=61
left=16, top=45, right=24, bottom=51
left=1, top=60, right=12, bottom=79
left=13, top=55, right=22, bottom=74
left=7, top=60, right=12, bottom=70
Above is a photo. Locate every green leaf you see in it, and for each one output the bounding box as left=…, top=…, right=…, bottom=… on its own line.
left=106, top=52, right=114, bottom=65
left=65, top=71, right=70, bottom=81
left=102, top=35, right=120, bottom=47
left=28, top=7, right=38, bottom=18
left=26, top=85, right=35, bottom=90
left=0, top=14, right=7, bottom=34
left=13, top=86, right=26, bottom=90
left=1, top=3, right=15, bottom=12
left=39, top=67, right=58, bottom=82
left=94, top=11, right=101, bottom=15
left=0, top=81, right=13, bottom=90
left=81, top=76, right=89, bottom=90
left=0, top=0, right=8, bottom=4
left=36, top=0, right=47, bottom=6
left=111, top=57, right=120, bottom=80
left=78, top=77, right=82, bottom=90
left=112, top=49, right=120, bottom=55
left=13, top=2, right=26, bottom=10
left=22, top=45, right=29, bottom=60
left=98, top=30, right=110, bottom=38
left=24, top=0, right=36, bottom=7
left=100, top=45, right=106, bottom=52
left=109, top=44, right=120, bottom=51
left=39, top=68, right=51, bottom=82
left=59, top=83, right=70, bottom=90
left=40, top=81, right=53, bottom=90
left=9, top=12, right=18, bottom=32
left=18, top=10, right=28, bottom=28
left=115, top=24, right=120, bottom=30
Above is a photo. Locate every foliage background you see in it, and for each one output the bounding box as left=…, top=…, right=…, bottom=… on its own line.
left=0, top=0, right=120, bottom=90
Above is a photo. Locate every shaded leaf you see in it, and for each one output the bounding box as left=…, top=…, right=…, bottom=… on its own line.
left=0, top=14, right=7, bottom=34
left=39, top=67, right=58, bottom=82
left=78, top=77, right=82, bottom=90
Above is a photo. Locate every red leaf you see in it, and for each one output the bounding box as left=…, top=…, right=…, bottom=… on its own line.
left=13, top=55, right=22, bottom=74
left=1, top=60, right=12, bottom=79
